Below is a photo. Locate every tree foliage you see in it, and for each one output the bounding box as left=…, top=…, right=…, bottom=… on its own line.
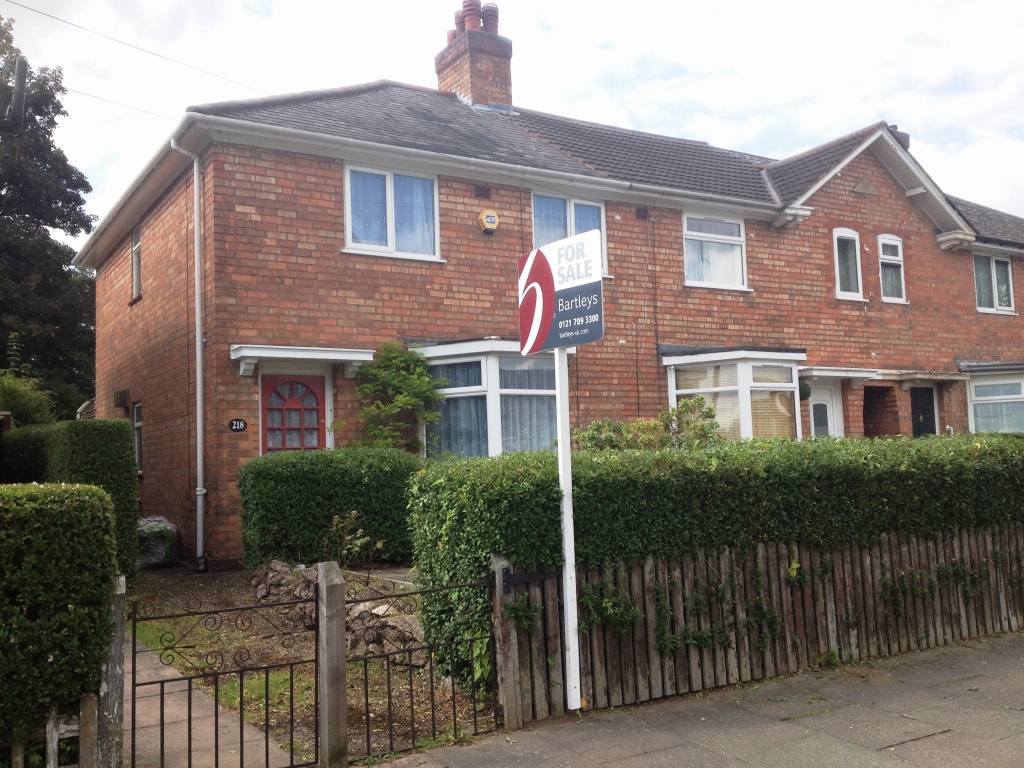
left=355, top=342, right=443, bottom=450
left=0, top=16, right=95, bottom=419
left=0, top=333, right=54, bottom=426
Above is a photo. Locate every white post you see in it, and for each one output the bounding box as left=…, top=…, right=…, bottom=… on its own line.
left=554, top=346, right=581, bottom=710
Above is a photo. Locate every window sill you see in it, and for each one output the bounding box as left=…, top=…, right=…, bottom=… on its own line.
left=684, top=282, right=753, bottom=292
left=128, top=294, right=143, bottom=307
left=341, top=247, right=445, bottom=263
left=977, top=307, right=1018, bottom=316
left=881, top=298, right=909, bottom=305
left=836, top=295, right=869, bottom=302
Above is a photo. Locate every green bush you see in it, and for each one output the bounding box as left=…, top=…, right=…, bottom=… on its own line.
left=0, top=484, right=118, bottom=740
left=409, top=435, right=1024, bottom=644
left=0, top=371, right=55, bottom=427
left=0, top=420, right=139, bottom=583
left=238, top=447, right=422, bottom=567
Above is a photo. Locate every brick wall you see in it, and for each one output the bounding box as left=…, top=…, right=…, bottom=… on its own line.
left=93, top=140, right=1021, bottom=562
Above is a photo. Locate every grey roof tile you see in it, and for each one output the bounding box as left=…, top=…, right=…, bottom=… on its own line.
left=947, top=195, right=1024, bottom=247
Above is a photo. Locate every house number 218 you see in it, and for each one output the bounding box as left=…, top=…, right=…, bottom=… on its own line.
left=229, top=419, right=247, bottom=432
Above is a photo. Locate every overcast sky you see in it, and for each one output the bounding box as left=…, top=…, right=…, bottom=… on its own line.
left=6, top=0, right=1024, bottom=251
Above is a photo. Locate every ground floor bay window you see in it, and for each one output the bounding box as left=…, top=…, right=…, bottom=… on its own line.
left=968, top=374, right=1024, bottom=433
left=663, top=348, right=806, bottom=440
left=422, top=341, right=559, bottom=458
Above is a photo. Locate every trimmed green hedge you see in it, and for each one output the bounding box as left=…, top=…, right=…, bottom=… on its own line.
left=1, top=420, right=139, bottom=582
left=0, top=484, right=118, bottom=740
left=410, top=435, right=1024, bottom=645
left=238, top=447, right=422, bottom=567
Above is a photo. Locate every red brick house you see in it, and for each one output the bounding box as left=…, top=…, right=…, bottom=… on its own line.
left=75, top=2, right=1024, bottom=566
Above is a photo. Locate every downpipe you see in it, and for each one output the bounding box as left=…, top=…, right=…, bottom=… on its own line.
left=170, top=138, right=207, bottom=571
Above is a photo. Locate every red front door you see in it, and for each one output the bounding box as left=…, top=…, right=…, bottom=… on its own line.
left=262, top=375, right=326, bottom=453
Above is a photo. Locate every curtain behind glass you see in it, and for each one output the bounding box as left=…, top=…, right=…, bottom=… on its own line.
left=428, top=395, right=488, bottom=457
left=687, top=218, right=740, bottom=238
left=574, top=203, right=602, bottom=234
left=684, top=238, right=743, bottom=285
left=705, top=391, right=740, bottom=440
left=351, top=171, right=387, bottom=246
left=881, top=263, right=904, bottom=299
left=676, top=364, right=737, bottom=390
left=974, top=401, right=1024, bottom=433
left=751, top=390, right=796, bottom=438
left=394, top=175, right=435, bottom=255
left=975, top=255, right=994, bottom=308
left=430, top=361, right=482, bottom=388
left=836, top=237, right=859, bottom=293
left=996, top=260, right=1012, bottom=308
left=499, top=356, right=555, bottom=390
left=501, top=394, right=557, bottom=453
left=533, top=195, right=568, bottom=248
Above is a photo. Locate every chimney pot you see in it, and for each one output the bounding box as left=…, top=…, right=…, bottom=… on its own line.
left=447, top=29, right=457, bottom=45
left=462, top=0, right=482, bottom=31
left=482, top=3, right=499, bottom=33
left=454, top=9, right=465, bottom=34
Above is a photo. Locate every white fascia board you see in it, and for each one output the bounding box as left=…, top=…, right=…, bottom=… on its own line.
left=414, top=339, right=577, bottom=358
left=798, top=366, right=880, bottom=379
left=230, top=344, right=375, bottom=376
left=661, top=349, right=807, bottom=367
left=790, top=128, right=887, bottom=209
left=75, top=111, right=784, bottom=271
left=969, top=240, right=1024, bottom=257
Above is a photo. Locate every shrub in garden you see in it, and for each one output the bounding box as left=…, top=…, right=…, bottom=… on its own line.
left=572, top=395, right=720, bottom=450
left=0, top=484, right=118, bottom=740
left=238, top=446, right=421, bottom=567
left=1, top=420, right=138, bottom=582
left=409, top=434, right=1024, bottom=646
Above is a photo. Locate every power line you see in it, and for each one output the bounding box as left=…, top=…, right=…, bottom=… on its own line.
left=64, top=87, right=177, bottom=120
left=1, top=0, right=267, bottom=94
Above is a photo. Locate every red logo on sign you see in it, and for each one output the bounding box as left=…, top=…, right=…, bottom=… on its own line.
left=518, top=249, right=555, bottom=355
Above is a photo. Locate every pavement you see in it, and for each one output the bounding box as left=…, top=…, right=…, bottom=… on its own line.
left=391, top=632, right=1024, bottom=768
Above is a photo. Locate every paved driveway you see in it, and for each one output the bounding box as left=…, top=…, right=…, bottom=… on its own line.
left=396, top=632, right=1024, bottom=767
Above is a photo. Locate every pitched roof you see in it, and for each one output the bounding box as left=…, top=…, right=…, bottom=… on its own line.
left=764, top=122, right=887, bottom=206
left=947, top=196, right=1024, bottom=247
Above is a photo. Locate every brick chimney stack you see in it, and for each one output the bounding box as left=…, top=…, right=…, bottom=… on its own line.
left=435, top=1, right=513, bottom=108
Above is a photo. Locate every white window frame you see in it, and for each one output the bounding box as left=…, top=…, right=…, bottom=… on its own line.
left=343, top=164, right=442, bottom=262
left=973, top=253, right=1015, bottom=314
left=683, top=213, right=749, bottom=291
left=833, top=228, right=865, bottom=301
left=666, top=354, right=803, bottom=440
left=131, top=226, right=142, bottom=299
left=132, top=401, right=142, bottom=470
left=877, top=234, right=907, bottom=304
left=967, top=374, right=1024, bottom=433
left=428, top=352, right=558, bottom=457
left=531, top=193, right=609, bottom=276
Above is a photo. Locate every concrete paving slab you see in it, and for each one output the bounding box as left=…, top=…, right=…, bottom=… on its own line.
left=908, top=697, right=1024, bottom=741
left=599, top=741, right=754, bottom=767
left=889, top=729, right=1022, bottom=767
left=791, top=704, right=947, bottom=750
left=746, top=732, right=913, bottom=768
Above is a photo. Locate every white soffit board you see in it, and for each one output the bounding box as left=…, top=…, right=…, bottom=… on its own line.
left=662, top=349, right=807, bottom=367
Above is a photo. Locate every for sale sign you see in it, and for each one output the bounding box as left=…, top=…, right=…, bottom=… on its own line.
left=518, top=229, right=604, bottom=355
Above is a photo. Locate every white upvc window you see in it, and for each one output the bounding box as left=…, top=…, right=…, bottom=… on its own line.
left=877, top=235, right=907, bottom=303
left=968, top=375, right=1024, bottom=433
left=974, top=254, right=1014, bottom=313
left=344, top=165, right=441, bottom=261
left=667, top=356, right=803, bottom=440
left=833, top=228, right=864, bottom=300
left=132, top=402, right=142, bottom=470
left=532, top=194, right=608, bottom=275
left=426, top=354, right=557, bottom=458
left=683, top=214, right=747, bottom=289
left=131, top=226, right=142, bottom=299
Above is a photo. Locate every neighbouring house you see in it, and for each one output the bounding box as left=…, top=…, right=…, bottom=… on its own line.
left=75, top=2, right=1024, bottom=566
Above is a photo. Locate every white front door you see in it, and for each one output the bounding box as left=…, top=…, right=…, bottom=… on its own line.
left=809, top=381, right=844, bottom=437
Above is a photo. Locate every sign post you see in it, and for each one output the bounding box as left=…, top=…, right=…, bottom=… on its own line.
left=518, top=228, right=603, bottom=711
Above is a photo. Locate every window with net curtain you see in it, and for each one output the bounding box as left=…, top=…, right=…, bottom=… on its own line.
left=834, top=230, right=862, bottom=297
left=683, top=217, right=745, bottom=287
left=349, top=168, right=436, bottom=256
left=878, top=237, right=905, bottom=301
left=426, top=357, right=557, bottom=457
left=972, top=381, right=1024, bottom=433
left=974, top=254, right=1013, bottom=311
left=673, top=361, right=798, bottom=440
left=533, top=194, right=605, bottom=270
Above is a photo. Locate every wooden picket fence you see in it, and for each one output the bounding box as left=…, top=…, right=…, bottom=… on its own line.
left=491, top=525, right=1024, bottom=728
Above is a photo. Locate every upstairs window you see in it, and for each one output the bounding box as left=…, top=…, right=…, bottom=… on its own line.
left=833, top=228, right=863, bottom=300
left=345, top=166, right=439, bottom=260
left=532, top=194, right=607, bottom=274
left=684, top=216, right=746, bottom=289
left=131, top=226, right=142, bottom=299
left=974, top=254, right=1014, bottom=313
left=878, top=235, right=906, bottom=303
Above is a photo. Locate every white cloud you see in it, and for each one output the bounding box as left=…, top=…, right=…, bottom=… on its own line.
left=4, top=0, right=1021, bottom=252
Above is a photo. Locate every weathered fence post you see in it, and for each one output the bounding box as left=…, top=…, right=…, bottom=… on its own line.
left=97, top=576, right=125, bottom=768
left=491, top=553, right=524, bottom=731
left=318, top=561, right=347, bottom=768
left=79, top=693, right=98, bottom=768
